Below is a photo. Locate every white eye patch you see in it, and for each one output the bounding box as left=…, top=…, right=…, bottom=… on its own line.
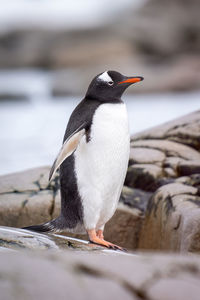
left=98, top=71, right=113, bottom=84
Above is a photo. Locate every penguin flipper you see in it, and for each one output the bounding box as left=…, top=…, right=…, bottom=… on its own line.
left=49, top=127, right=86, bottom=181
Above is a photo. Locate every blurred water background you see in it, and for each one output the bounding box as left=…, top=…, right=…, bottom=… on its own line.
left=0, top=0, right=199, bottom=175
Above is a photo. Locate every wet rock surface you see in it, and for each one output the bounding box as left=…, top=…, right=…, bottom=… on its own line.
left=0, top=226, right=103, bottom=252
left=1, top=250, right=200, bottom=300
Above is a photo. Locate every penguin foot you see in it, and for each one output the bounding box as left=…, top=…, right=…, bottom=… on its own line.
left=96, top=229, right=104, bottom=240
left=87, top=229, right=126, bottom=252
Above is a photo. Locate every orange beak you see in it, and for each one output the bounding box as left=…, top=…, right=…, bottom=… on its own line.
left=118, top=77, right=144, bottom=84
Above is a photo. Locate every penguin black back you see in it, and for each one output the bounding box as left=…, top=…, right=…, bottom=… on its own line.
left=23, top=70, right=144, bottom=246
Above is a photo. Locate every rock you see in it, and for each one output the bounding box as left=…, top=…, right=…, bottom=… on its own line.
left=0, top=191, right=53, bottom=228
left=139, top=180, right=200, bottom=252
left=104, top=203, right=143, bottom=250
left=0, top=226, right=104, bottom=252
left=123, top=0, right=200, bottom=57
left=1, top=250, right=200, bottom=300
left=177, top=161, right=200, bottom=176
left=0, top=166, right=50, bottom=194
left=0, top=28, right=132, bottom=69
left=133, top=110, right=200, bottom=150
left=0, top=226, right=59, bottom=250
left=129, top=147, right=165, bottom=165
left=128, top=111, right=200, bottom=193
left=132, top=139, right=200, bottom=161
left=0, top=110, right=200, bottom=253
left=120, top=186, right=152, bottom=213
left=0, top=167, right=60, bottom=228
left=125, top=164, right=163, bottom=192
left=0, top=167, right=146, bottom=250
left=176, top=174, right=200, bottom=188
left=0, top=0, right=200, bottom=94
left=0, top=92, right=28, bottom=101
left=128, top=111, right=200, bottom=252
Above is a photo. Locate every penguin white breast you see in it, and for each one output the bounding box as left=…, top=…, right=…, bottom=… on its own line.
left=74, top=102, right=130, bottom=230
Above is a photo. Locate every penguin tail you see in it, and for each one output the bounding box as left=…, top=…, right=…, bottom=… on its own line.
left=22, top=217, right=85, bottom=235
left=22, top=218, right=60, bottom=233
left=22, top=223, right=52, bottom=233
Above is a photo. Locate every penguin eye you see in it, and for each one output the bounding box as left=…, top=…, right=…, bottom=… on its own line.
left=108, top=81, right=114, bottom=86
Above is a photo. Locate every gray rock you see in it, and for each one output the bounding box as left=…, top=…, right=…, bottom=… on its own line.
left=0, top=93, right=28, bottom=101
left=0, top=166, right=50, bottom=194
left=0, top=226, right=104, bottom=252
left=120, top=186, right=152, bottom=213
left=139, top=180, right=200, bottom=252
left=104, top=203, right=143, bottom=250
left=129, top=147, right=165, bottom=165
left=122, top=0, right=200, bottom=57
left=128, top=111, right=200, bottom=252
left=133, top=110, right=200, bottom=151
left=128, top=111, right=200, bottom=193
left=132, top=139, right=200, bottom=161
left=0, top=0, right=200, bottom=94
left=0, top=166, right=59, bottom=228
left=125, top=164, right=163, bottom=192
left=0, top=226, right=59, bottom=250
left=177, top=161, right=200, bottom=176
left=1, top=250, right=200, bottom=300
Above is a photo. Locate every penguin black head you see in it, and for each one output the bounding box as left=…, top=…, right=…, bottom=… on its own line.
left=85, top=70, right=144, bottom=102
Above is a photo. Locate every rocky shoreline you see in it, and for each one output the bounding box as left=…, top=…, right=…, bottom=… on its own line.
left=0, top=110, right=200, bottom=299
left=0, top=110, right=199, bottom=252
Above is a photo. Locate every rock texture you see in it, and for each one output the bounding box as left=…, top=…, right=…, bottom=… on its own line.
left=0, top=226, right=104, bottom=252
left=0, top=167, right=146, bottom=250
left=0, top=110, right=199, bottom=252
left=1, top=250, right=200, bottom=300
left=127, top=110, right=200, bottom=193
left=139, top=180, right=200, bottom=252
left=128, top=110, right=200, bottom=252
left=0, top=167, right=59, bottom=228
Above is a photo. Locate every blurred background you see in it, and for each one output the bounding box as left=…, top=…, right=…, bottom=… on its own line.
left=0, top=0, right=199, bottom=175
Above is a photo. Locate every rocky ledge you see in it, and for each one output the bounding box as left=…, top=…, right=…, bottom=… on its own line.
left=0, top=110, right=200, bottom=252
left=1, top=250, right=200, bottom=300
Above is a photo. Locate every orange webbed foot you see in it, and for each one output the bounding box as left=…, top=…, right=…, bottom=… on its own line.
left=88, top=229, right=127, bottom=252
left=96, top=229, right=104, bottom=240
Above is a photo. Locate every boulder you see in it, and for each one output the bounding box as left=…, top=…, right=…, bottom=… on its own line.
left=0, top=167, right=149, bottom=250
left=0, top=167, right=59, bottom=228
left=129, top=111, right=200, bottom=252
left=1, top=250, right=200, bottom=300
left=0, top=226, right=103, bottom=252
left=127, top=0, right=200, bottom=57
left=139, top=179, right=200, bottom=252
left=127, top=111, right=200, bottom=194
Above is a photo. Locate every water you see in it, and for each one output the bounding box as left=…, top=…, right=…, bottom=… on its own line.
left=0, top=70, right=199, bottom=175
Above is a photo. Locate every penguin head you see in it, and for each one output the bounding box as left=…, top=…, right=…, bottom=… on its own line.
left=86, top=70, right=144, bottom=102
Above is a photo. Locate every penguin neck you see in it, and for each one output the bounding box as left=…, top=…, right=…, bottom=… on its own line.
left=85, top=94, right=123, bottom=104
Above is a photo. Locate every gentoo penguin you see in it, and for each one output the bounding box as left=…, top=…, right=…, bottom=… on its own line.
left=23, top=71, right=143, bottom=250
